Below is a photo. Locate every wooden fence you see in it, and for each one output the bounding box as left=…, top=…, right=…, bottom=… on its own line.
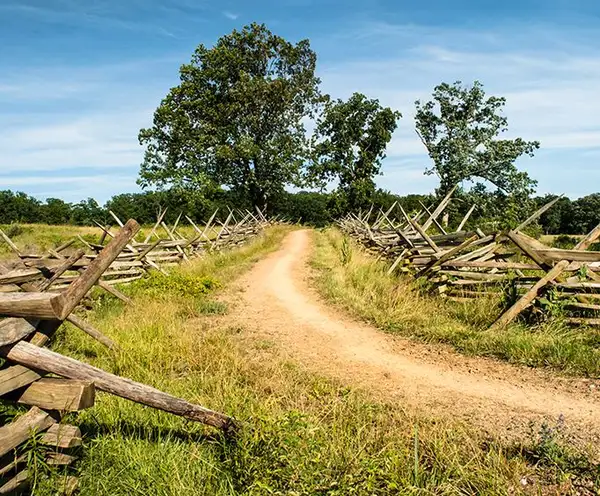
left=0, top=209, right=273, bottom=493
left=338, top=192, right=600, bottom=328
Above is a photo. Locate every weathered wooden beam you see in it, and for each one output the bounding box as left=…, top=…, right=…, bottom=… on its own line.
left=0, top=228, right=21, bottom=256
left=109, top=210, right=125, bottom=228
left=490, top=259, right=570, bottom=330
left=456, top=205, right=476, bottom=233
left=409, top=217, right=441, bottom=253
left=0, top=470, right=29, bottom=494
left=0, top=407, right=57, bottom=458
left=533, top=249, right=600, bottom=263
left=419, top=201, right=447, bottom=235
left=40, top=424, right=82, bottom=448
left=420, top=234, right=479, bottom=277
left=1, top=340, right=236, bottom=431
left=37, top=250, right=85, bottom=291
left=143, top=208, right=168, bottom=243
left=96, top=280, right=132, bottom=304
left=505, top=230, right=551, bottom=270
left=46, top=453, right=78, bottom=467
left=17, top=378, right=95, bottom=412
left=387, top=249, right=408, bottom=275
left=0, top=293, right=61, bottom=320
left=55, top=239, right=75, bottom=253
left=440, top=260, right=541, bottom=270
left=0, top=365, right=42, bottom=396
left=422, top=185, right=457, bottom=232
left=0, top=318, right=39, bottom=347
left=53, top=219, right=140, bottom=320
left=574, top=222, right=600, bottom=251
left=565, top=317, right=600, bottom=326
left=67, top=314, right=117, bottom=350
left=0, top=269, right=42, bottom=285
left=0, top=453, right=26, bottom=477
left=77, top=235, right=95, bottom=251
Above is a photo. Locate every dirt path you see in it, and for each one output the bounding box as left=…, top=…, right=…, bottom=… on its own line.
left=226, top=229, right=600, bottom=446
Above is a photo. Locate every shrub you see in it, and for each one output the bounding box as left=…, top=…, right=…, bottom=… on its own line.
left=552, top=234, right=578, bottom=249
left=133, top=271, right=219, bottom=298
left=5, top=222, right=24, bottom=238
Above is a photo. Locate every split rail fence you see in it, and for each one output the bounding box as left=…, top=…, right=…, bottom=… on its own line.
left=0, top=208, right=273, bottom=493
left=338, top=189, right=600, bottom=329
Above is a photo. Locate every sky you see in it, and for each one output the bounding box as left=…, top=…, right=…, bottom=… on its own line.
left=1, top=0, right=600, bottom=204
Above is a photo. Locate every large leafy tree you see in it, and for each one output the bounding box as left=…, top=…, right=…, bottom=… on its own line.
left=138, top=23, right=323, bottom=209
left=415, top=81, right=539, bottom=197
left=310, top=92, right=401, bottom=211
left=570, top=194, right=600, bottom=234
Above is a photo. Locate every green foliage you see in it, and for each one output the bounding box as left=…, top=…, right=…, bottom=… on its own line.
left=311, top=92, right=401, bottom=211
left=415, top=81, right=539, bottom=198
left=270, top=190, right=334, bottom=226
left=138, top=23, right=323, bottom=209
left=5, top=222, right=24, bottom=238
left=552, top=234, right=578, bottom=249
left=569, top=193, right=600, bottom=234
left=133, top=271, right=219, bottom=298
left=70, top=198, right=109, bottom=226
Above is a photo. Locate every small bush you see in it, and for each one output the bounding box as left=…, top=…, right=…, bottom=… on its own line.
left=339, top=236, right=353, bottom=266
left=5, top=222, right=24, bottom=238
left=552, top=234, right=578, bottom=249
left=197, top=299, right=228, bottom=315
left=133, top=270, right=219, bottom=298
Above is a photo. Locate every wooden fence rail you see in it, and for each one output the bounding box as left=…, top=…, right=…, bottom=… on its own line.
left=338, top=193, right=600, bottom=328
left=0, top=209, right=275, bottom=492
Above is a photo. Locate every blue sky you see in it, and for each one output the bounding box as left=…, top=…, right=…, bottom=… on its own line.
left=1, top=0, right=600, bottom=204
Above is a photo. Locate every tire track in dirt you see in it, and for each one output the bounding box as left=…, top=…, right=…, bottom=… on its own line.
left=225, top=229, right=600, bottom=447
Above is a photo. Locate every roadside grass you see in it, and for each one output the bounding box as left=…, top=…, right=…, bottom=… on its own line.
left=3, top=225, right=597, bottom=494
left=310, top=228, right=600, bottom=378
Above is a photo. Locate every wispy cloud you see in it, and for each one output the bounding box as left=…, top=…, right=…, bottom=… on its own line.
left=0, top=2, right=181, bottom=38
left=318, top=22, right=600, bottom=196
left=222, top=10, right=239, bottom=20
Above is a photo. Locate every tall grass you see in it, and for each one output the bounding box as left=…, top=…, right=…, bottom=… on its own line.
left=311, top=228, right=600, bottom=377
left=4, top=225, right=597, bottom=494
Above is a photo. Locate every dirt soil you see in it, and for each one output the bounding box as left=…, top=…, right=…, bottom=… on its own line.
left=222, top=229, right=600, bottom=449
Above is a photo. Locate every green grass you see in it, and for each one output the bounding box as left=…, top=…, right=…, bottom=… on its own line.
left=0, top=223, right=220, bottom=260
left=2, top=225, right=598, bottom=494
left=0, top=223, right=100, bottom=259
left=310, top=228, right=600, bottom=378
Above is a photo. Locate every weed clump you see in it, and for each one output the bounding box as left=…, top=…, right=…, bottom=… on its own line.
left=133, top=271, right=219, bottom=298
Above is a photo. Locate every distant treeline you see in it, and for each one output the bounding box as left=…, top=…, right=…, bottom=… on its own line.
left=1, top=189, right=598, bottom=235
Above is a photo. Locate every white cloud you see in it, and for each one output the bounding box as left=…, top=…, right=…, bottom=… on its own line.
left=222, top=11, right=239, bottom=20
left=317, top=24, right=600, bottom=195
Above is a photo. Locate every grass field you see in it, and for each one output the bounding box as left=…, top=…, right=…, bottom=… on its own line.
left=1, top=225, right=598, bottom=494
left=310, top=228, right=600, bottom=378
left=0, top=223, right=215, bottom=260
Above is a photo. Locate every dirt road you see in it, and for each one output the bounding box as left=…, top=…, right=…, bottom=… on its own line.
left=227, top=229, right=600, bottom=445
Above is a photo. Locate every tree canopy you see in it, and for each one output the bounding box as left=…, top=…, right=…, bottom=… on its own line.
left=310, top=92, right=401, bottom=211
left=139, top=23, right=323, bottom=209
left=415, top=81, right=539, bottom=196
